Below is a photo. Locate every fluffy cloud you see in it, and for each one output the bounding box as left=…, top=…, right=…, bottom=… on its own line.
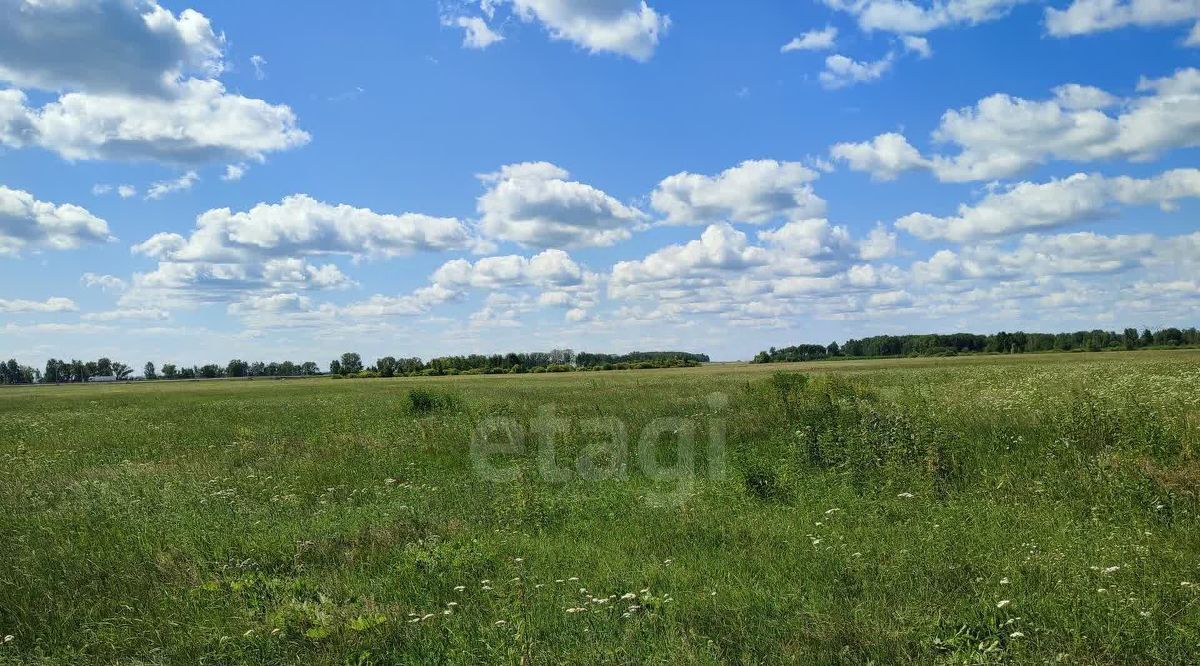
left=122, top=259, right=354, bottom=308
left=0, top=1, right=308, bottom=166
left=821, top=0, right=1026, bottom=34
left=505, top=0, right=670, bottom=61
left=432, top=249, right=587, bottom=289
left=910, top=231, right=1166, bottom=282
left=901, top=35, right=933, bottom=57
left=477, top=162, right=648, bottom=248
left=651, top=160, right=826, bottom=225
left=609, top=219, right=875, bottom=309
left=339, top=286, right=461, bottom=318
left=1045, top=0, right=1200, bottom=37
left=759, top=218, right=857, bottom=259
left=123, top=195, right=474, bottom=310
left=859, top=224, right=898, bottom=260
left=431, top=249, right=600, bottom=315
left=81, top=273, right=127, bottom=292
left=610, top=224, right=769, bottom=294
left=832, top=69, right=1200, bottom=181
left=831, top=132, right=929, bottom=180
left=0, top=0, right=224, bottom=96
left=92, top=183, right=138, bottom=198
left=656, top=162, right=825, bottom=226
left=133, top=194, right=475, bottom=263
left=226, top=284, right=462, bottom=328
left=820, top=53, right=894, bottom=88
left=0, top=296, right=78, bottom=313
left=0, top=184, right=112, bottom=255
left=221, top=164, right=247, bottom=181
left=1, top=80, right=309, bottom=165
left=898, top=168, right=1200, bottom=241
left=453, top=16, right=505, bottom=48
left=782, top=26, right=838, bottom=51
left=607, top=222, right=1200, bottom=327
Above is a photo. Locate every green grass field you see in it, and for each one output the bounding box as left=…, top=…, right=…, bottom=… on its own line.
left=3, top=351, right=1200, bottom=664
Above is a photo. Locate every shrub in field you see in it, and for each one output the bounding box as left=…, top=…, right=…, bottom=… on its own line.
left=742, top=371, right=960, bottom=495
left=407, top=388, right=459, bottom=413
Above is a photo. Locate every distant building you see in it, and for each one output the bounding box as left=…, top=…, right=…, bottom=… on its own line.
left=88, top=375, right=117, bottom=382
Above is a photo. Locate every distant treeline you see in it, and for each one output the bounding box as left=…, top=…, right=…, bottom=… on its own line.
left=1, top=350, right=709, bottom=384
left=340, top=350, right=708, bottom=377
left=753, top=327, right=1200, bottom=363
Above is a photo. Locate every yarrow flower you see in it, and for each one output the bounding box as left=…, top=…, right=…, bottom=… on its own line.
left=996, top=599, right=1011, bottom=609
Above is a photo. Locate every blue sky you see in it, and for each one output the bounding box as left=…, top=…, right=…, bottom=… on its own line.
left=1, top=0, right=1198, bottom=367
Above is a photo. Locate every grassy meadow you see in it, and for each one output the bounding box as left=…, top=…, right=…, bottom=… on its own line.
left=2, top=350, right=1200, bottom=664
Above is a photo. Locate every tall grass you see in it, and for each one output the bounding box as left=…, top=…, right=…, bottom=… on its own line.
left=1, top=351, right=1198, bottom=663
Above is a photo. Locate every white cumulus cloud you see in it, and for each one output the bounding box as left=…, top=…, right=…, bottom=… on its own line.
left=504, top=0, right=670, bottom=60
left=0, top=0, right=224, bottom=96
left=453, top=16, right=505, bottom=48
left=822, top=0, right=1027, bottom=35
left=1046, top=0, right=1200, bottom=37
left=477, top=162, right=648, bottom=248
left=832, top=69, right=1200, bottom=181
left=651, top=160, right=826, bottom=225
left=897, top=169, right=1200, bottom=241
left=820, top=53, right=894, bottom=88
left=0, top=184, right=112, bottom=256
left=0, top=1, right=309, bottom=167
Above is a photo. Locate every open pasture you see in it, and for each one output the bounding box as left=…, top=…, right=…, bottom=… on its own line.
left=2, top=351, right=1200, bottom=663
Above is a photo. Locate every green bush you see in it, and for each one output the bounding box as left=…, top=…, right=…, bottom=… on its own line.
left=407, top=388, right=460, bottom=413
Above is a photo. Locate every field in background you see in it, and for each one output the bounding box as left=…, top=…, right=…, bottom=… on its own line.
left=2, top=350, right=1200, bottom=663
